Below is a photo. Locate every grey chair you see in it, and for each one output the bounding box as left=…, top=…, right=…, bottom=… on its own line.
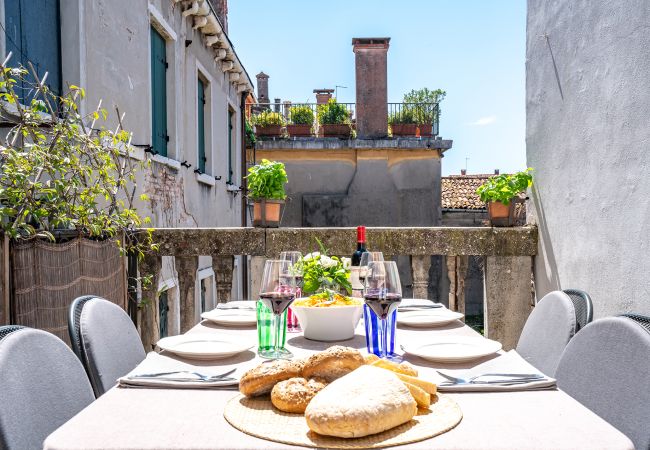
left=68, top=296, right=146, bottom=397
left=555, top=315, right=650, bottom=450
left=562, top=288, right=594, bottom=332
left=516, top=290, right=592, bottom=376
left=0, top=326, right=95, bottom=450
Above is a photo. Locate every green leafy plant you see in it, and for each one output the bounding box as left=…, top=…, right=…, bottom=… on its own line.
left=245, top=159, right=288, bottom=200
left=402, top=87, right=446, bottom=124
left=244, top=118, right=256, bottom=145
left=296, top=239, right=351, bottom=295
left=252, top=110, right=286, bottom=127
left=388, top=109, right=416, bottom=125
left=317, top=98, right=351, bottom=125
left=476, top=169, right=533, bottom=205
left=289, top=105, right=314, bottom=125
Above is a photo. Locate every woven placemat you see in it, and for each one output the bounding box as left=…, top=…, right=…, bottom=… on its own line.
left=224, top=393, right=462, bottom=449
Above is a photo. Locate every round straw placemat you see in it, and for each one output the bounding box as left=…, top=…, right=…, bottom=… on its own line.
left=224, top=393, right=462, bottom=449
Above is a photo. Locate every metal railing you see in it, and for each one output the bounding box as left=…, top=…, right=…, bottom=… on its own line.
left=388, top=103, right=439, bottom=137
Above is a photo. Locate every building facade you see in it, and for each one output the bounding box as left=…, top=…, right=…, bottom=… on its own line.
left=1, top=0, right=254, bottom=336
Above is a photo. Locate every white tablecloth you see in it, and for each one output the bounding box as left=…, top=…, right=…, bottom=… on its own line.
left=44, top=318, right=634, bottom=450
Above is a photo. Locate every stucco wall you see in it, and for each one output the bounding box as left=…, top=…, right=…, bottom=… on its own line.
left=526, top=0, right=650, bottom=316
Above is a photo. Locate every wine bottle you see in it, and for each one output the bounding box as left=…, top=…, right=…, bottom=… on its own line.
left=351, top=226, right=367, bottom=266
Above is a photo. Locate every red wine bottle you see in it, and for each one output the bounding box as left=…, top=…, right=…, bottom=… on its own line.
left=351, top=226, right=368, bottom=266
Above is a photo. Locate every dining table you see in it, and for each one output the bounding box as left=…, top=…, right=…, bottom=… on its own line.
left=44, top=306, right=634, bottom=450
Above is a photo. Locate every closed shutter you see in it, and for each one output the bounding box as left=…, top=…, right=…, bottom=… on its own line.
left=197, top=78, right=206, bottom=173
left=4, top=0, right=62, bottom=100
left=228, top=110, right=234, bottom=182
left=150, top=26, right=168, bottom=157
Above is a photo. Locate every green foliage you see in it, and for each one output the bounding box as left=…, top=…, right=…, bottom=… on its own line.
left=296, top=239, right=351, bottom=295
left=388, top=109, right=416, bottom=125
left=476, top=169, right=533, bottom=205
left=317, top=98, right=351, bottom=125
left=244, top=118, right=256, bottom=145
left=252, top=110, right=285, bottom=127
left=245, top=159, right=288, bottom=200
left=402, top=87, right=446, bottom=124
left=289, top=105, right=314, bottom=125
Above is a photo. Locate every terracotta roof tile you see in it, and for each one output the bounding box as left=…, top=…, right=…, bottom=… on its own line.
left=441, top=174, right=492, bottom=210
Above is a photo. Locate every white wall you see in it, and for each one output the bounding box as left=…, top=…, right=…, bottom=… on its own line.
left=526, top=0, right=650, bottom=317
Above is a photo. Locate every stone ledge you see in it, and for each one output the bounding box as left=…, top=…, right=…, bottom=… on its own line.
left=255, top=137, right=453, bottom=151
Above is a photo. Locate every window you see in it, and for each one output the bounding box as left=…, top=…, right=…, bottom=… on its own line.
left=158, top=290, right=169, bottom=338
left=197, top=268, right=215, bottom=313
left=3, top=0, right=62, bottom=100
left=197, top=77, right=207, bottom=173
left=150, top=26, right=168, bottom=157
left=228, top=108, right=235, bottom=183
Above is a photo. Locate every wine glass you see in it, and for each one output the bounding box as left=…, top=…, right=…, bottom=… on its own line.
left=259, top=260, right=296, bottom=359
left=363, top=261, right=402, bottom=361
left=359, top=252, right=384, bottom=285
left=280, top=251, right=303, bottom=332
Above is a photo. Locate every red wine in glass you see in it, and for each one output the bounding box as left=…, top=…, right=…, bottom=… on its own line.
left=363, top=292, right=402, bottom=320
left=259, top=291, right=295, bottom=315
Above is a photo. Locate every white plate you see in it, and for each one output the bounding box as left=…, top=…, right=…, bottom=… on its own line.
left=397, top=310, right=464, bottom=327
left=402, top=336, right=502, bottom=363
left=156, top=334, right=254, bottom=360
left=201, top=309, right=257, bottom=327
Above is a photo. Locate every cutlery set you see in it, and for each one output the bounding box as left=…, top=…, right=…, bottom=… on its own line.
left=436, top=370, right=547, bottom=386
left=127, top=368, right=236, bottom=383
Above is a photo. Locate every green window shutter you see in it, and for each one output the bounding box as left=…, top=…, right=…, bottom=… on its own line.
left=150, top=26, right=168, bottom=157
left=197, top=78, right=206, bottom=173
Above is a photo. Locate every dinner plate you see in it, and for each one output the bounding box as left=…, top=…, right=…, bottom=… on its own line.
left=201, top=309, right=257, bottom=327
left=157, top=334, right=254, bottom=360
left=397, top=310, right=464, bottom=327
left=402, top=336, right=502, bottom=363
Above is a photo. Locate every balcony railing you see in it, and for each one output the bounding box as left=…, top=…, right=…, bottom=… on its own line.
left=132, top=226, right=537, bottom=351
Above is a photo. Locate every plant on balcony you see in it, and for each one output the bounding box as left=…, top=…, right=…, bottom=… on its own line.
left=388, top=108, right=418, bottom=136
left=317, top=98, right=352, bottom=138
left=287, top=105, right=314, bottom=137
left=476, top=169, right=533, bottom=227
left=402, top=88, right=446, bottom=136
left=296, top=239, right=352, bottom=296
left=252, top=110, right=286, bottom=138
left=245, top=159, right=288, bottom=227
left=244, top=118, right=256, bottom=147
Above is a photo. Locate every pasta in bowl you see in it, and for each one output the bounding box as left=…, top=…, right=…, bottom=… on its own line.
left=292, top=294, right=364, bottom=341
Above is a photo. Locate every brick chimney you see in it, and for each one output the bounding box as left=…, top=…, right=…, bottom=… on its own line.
left=494, top=169, right=500, bottom=175
left=313, top=88, right=334, bottom=105
left=352, top=37, right=390, bottom=139
left=461, top=169, right=467, bottom=175
left=210, top=0, right=228, bottom=34
left=256, top=72, right=269, bottom=105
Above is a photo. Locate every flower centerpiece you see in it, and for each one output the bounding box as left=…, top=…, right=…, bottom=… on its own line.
left=298, top=249, right=352, bottom=298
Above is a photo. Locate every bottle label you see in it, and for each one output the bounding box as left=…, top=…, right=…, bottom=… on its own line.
left=350, top=267, right=364, bottom=296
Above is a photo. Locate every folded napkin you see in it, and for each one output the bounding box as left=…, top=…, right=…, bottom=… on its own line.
left=399, top=298, right=444, bottom=309
left=118, top=352, right=240, bottom=389
left=216, top=300, right=256, bottom=310
left=435, top=350, right=556, bottom=392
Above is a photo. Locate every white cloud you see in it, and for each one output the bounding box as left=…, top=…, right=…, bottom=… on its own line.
left=469, top=116, right=497, bottom=126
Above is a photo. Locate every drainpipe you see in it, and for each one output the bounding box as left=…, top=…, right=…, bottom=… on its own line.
left=240, top=91, right=249, bottom=300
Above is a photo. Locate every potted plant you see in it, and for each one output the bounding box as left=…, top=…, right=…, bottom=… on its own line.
left=476, top=169, right=533, bottom=226
left=252, top=110, right=285, bottom=138
left=287, top=105, right=314, bottom=137
left=245, top=159, right=288, bottom=227
left=389, top=108, right=418, bottom=136
left=317, top=98, right=352, bottom=138
left=403, top=87, right=446, bottom=137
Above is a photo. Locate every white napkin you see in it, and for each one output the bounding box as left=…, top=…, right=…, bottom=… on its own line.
left=435, top=350, right=556, bottom=392
left=399, top=298, right=445, bottom=310
left=118, top=352, right=240, bottom=389
left=216, top=300, right=256, bottom=310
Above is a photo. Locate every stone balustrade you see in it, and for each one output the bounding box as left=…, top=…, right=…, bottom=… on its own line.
left=133, top=226, right=538, bottom=351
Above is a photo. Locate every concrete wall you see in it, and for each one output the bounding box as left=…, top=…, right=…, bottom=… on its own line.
left=526, top=0, right=650, bottom=316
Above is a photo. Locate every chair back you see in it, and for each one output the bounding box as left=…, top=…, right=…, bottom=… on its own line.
left=0, top=326, right=94, bottom=450
left=516, top=290, right=577, bottom=376
left=68, top=296, right=146, bottom=397
left=555, top=315, right=650, bottom=450
left=562, top=288, right=594, bottom=331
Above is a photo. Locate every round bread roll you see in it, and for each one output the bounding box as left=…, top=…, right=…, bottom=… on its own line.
left=271, top=377, right=328, bottom=413
left=239, top=359, right=303, bottom=397
left=302, top=346, right=365, bottom=382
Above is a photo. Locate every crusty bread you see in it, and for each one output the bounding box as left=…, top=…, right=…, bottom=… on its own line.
left=402, top=381, right=430, bottom=409
left=271, top=377, right=327, bottom=413
left=302, top=346, right=365, bottom=382
left=305, top=365, right=417, bottom=438
left=369, top=358, right=419, bottom=377
left=239, top=360, right=303, bottom=397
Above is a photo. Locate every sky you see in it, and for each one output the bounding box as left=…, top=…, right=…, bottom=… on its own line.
left=229, top=0, right=526, bottom=176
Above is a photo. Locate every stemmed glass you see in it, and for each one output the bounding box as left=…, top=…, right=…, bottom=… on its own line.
left=279, top=251, right=303, bottom=332
left=363, top=261, right=402, bottom=361
left=259, top=260, right=296, bottom=359
left=359, top=252, right=384, bottom=286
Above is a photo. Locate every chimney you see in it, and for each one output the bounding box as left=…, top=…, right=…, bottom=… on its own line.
left=211, top=0, right=228, bottom=35
left=313, top=88, right=334, bottom=105
left=461, top=169, right=467, bottom=175
left=273, top=98, right=281, bottom=113
left=256, top=72, right=269, bottom=105
left=352, top=37, right=390, bottom=139
left=494, top=169, right=500, bottom=175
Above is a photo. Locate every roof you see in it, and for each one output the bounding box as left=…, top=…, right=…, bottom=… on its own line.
left=441, top=174, right=492, bottom=210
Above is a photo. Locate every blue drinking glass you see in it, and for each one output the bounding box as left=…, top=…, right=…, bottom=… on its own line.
left=363, top=305, right=398, bottom=357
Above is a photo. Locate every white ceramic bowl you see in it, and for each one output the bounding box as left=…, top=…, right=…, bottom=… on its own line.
left=291, top=300, right=363, bottom=341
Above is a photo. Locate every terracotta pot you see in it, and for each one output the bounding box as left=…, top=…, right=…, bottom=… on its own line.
left=321, top=123, right=352, bottom=138
left=252, top=199, right=284, bottom=227
left=487, top=200, right=515, bottom=227
left=286, top=124, right=312, bottom=137
left=391, top=123, right=418, bottom=136
left=418, top=123, right=433, bottom=137
left=255, top=125, right=283, bottom=137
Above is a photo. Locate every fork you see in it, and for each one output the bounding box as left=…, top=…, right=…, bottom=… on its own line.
left=436, top=370, right=544, bottom=385
left=129, top=368, right=236, bottom=382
